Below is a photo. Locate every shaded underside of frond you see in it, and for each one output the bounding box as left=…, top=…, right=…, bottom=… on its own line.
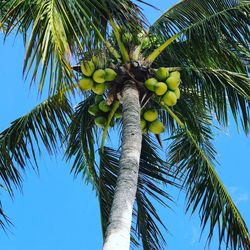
left=0, top=94, right=71, bottom=227
left=150, top=0, right=250, bottom=48
left=65, top=94, right=98, bottom=186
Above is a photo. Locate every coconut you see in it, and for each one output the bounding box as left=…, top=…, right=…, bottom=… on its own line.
left=141, top=36, right=150, bottom=49
left=155, top=82, right=168, bottom=96
left=122, top=32, right=133, bottom=44
left=143, top=109, right=158, bottom=122
left=95, top=95, right=103, bottom=103
left=166, top=71, right=180, bottom=90
left=170, top=71, right=180, bottom=78
left=105, top=68, right=117, bottom=82
left=140, top=119, right=147, bottom=130
left=155, top=67, right=169, bottom=81
left=91, top=56, right=98, bottom=66
left=145, top=78, right=158, bottom=91
left=149, top=120, right=165, bottom=134
left=162, top=91, right=177, bottom=106
left=81, top=61, right=95, bottom=77
left=88, top=104, right=100, bottom=116
left=78, top=78, right=94, bottom=91
left=114, top=112, right=122, bottom=119
left=92, top=83, right=106, bottom=95
left=95, top=116, right=107, bottom=128
left=174, top=88, right=180, bottom=99
left=98, top=100, right=110, bottom=113
left=93, top=69, right=106, bottom=84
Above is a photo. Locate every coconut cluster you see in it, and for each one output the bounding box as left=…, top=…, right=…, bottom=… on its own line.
left=78, top=59, right=117, bottom=95
left=145, top=68, right=181, bottom=106
left=140, top=109, right=165, bottom=135
left=88, top=95, right=122, bottom=128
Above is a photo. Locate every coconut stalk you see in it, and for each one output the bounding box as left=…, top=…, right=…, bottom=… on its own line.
left=102, top=81, right=142, bottom=250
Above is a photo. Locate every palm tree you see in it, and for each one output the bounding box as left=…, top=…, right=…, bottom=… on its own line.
left=0, top=0, right=250, bottom=249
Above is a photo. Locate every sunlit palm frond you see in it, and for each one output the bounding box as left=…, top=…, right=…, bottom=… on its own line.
left=0, top=0, right=145, bottom=95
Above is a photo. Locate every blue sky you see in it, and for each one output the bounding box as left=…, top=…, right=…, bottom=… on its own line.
left=0, top=1, right=250, bottom=249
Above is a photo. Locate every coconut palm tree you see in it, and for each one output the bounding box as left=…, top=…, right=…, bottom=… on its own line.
left=0, top=0, right=250, bottom=249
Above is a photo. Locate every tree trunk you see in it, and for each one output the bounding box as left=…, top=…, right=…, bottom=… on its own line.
left=102, top=82, right=142, bottom=250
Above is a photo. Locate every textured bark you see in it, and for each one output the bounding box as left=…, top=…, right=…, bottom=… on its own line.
left=103, top=82, right=142, bottom=250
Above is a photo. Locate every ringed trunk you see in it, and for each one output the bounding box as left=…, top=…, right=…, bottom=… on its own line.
left=103, top=82, right=142, bottom=250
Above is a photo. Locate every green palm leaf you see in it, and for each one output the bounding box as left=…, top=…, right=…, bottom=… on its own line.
left=0, top=93, right=71, bottom=226
left=0, top=0, right=145, bottom=94
left=165, top=94, right=250, bottom=249
left=65, top=94, right=98, bottom=186
left=151, top=0, right=249, bottom=47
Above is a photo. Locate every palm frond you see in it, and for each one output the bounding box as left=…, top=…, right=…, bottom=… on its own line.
left=98, top=135, right=176, bottom=250
left=0, top=94, right=71, bottom=194
left=0, top=93, right=71, bottom=228
left=0, top=0, right=145, bottom=95
left=148, top=0, right=250, bottom=65
left=166, top=96, right=250, bottom=249
left=65, top=94, right=99, bottom=187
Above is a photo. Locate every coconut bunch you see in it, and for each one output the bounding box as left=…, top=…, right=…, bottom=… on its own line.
left=144, top=68, right=181, bottom=107
left=122, top=31, right=150, bottom=50
left=78, top=58, right=117, bottom=95
left=140, top=109, right=165, bottom=135
left=88, top=95, right=122, bottom=128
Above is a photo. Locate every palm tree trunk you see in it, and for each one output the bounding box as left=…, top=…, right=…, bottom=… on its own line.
left=103, top=82, right=142, bottom=250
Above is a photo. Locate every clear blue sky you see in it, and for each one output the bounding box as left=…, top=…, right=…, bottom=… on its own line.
left=0, top=1, right=249, bottom=249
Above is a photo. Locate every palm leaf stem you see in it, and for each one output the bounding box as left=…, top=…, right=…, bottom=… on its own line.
left=109, top=18, right=130, bottom=63
left=101, top=100, right=120, bottom=152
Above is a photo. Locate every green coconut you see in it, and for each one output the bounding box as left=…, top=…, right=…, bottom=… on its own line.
left=174, top=88, right=180, bottom=99
left=155, top=67, right=169, bottom=81
left=141, top=36, right=150, bottom=49
left=88, top=104, right=100, bottom=116
left=162, top=91, right=177, bottom=106
left=95, top=95, right=104, bottom=103
left=98, top=100, right=110, bottom=113
left=81, top=60, right=95, bottom=77
left=114, top=112, right=122, bottom=119
left=170, top=71, right=180, bottom=78
left=92, top=83, right=106, bottom=95
left=91, top=55, right=98, bottom=66
left=94, top=116, right=107, bottom=128
left=78, top=78, right=94, bottom=91
left=93, top=69, right=106, bottom=84
left=140, top=119, right=147, bottom=130
left=145, top=78, right=158, bottom=91
left=149, top=120, right=165, bottom=134
left=155, top=82, right=168, bottom=96
left=166, top=71, right=180, bottom=90
left=105, top=68, right=117, bottom=82
left=122, top=32, right=133, bottom=44
left=143, top=109, right=158, bottom=122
